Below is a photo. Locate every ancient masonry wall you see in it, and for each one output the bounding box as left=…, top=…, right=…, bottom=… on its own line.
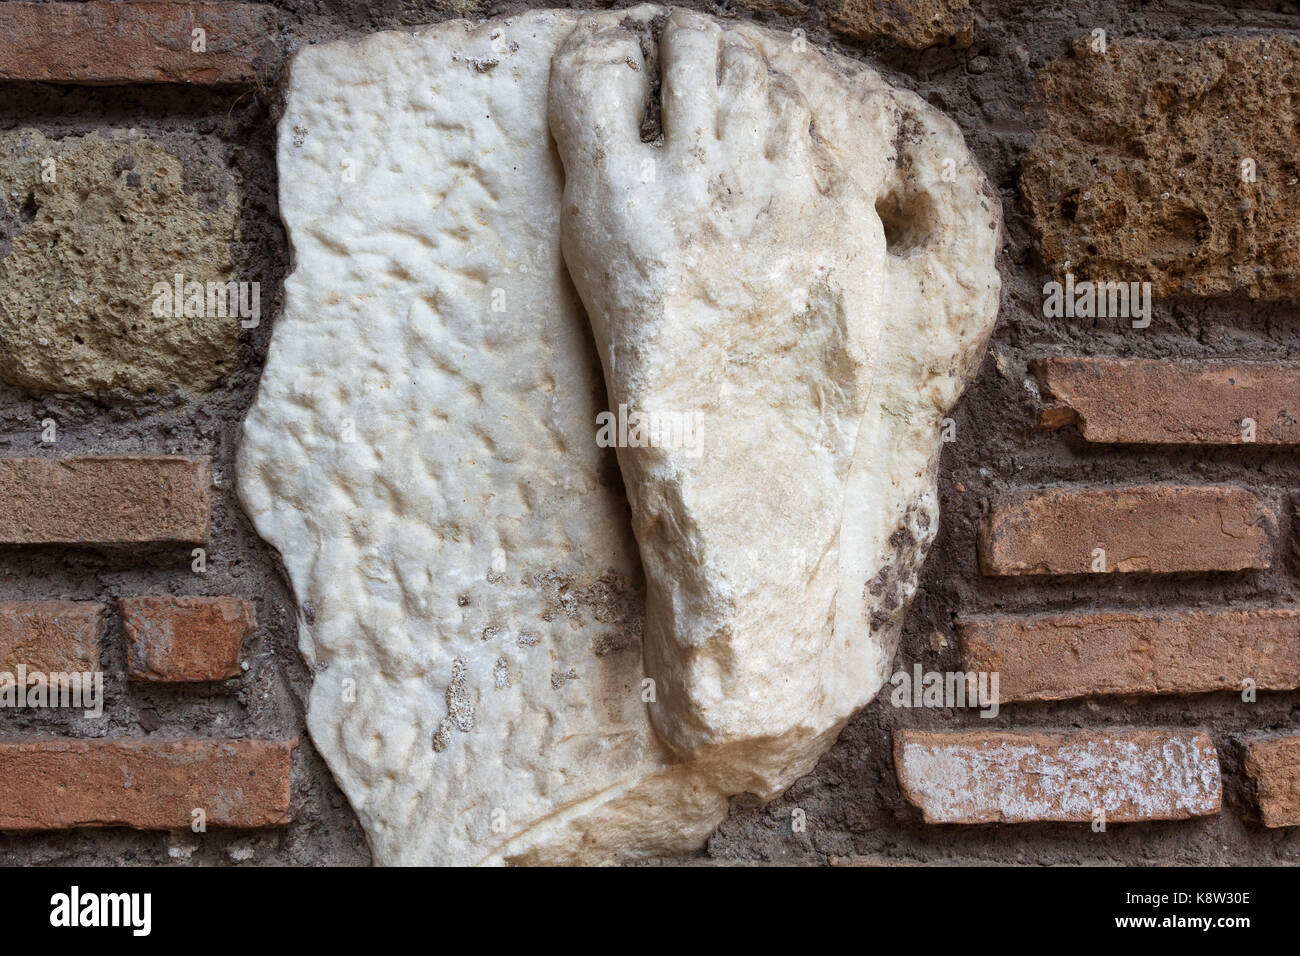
left=2, top=0, right=1300, bottom=864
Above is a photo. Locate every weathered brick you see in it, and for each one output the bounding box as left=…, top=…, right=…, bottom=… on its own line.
left=0, top=738, right=295, bottom=830
left=979, top=484, right=1273, bottom=576
left=1035, top=357, right=1300, bottom=444
left=827, top=0, right=973, bottom=49
left=0, top=600, right=104, bottom=673
left=122, top=596, right=254, bottom=682
left=0, top=2, right=279, bottom=85
left=0, top=456, right=209, bottom=545
left=1245, top=735, right=1300, bottom=827
left=1022, top=35, right=1300, bottom=299
left=960, top=608, right=1300, bottom=702
left=895, top=729, right=1221, bottom=823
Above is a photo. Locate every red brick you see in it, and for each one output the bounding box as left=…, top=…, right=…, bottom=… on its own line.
left=0, top=456, right=209, bottom=546
left=0, top=3, right=279, bottom=85
left=978, top=484, right=1273, bottom=575
left=1035, top=357, right=1300, bottom=444
left=960, top=608, right=1300, bottom=702
left=894, top=729, right=1221, bottom=823
left=122, top=596, right=254, bottom=682
left=0, top=738, right=295, bottom=830
left=1245, top=735, right=1300, bottom=827
left=0, top=600, right=104, bottom=673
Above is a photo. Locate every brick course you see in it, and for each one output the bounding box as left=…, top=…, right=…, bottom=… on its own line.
left=895, top=729, right=1222, bottom=823
left=0, top=600, right=104, bottom=674
left=960, top=608, right=1300, bottom=701
left=1245, top=735, right=1300, bottom=828
left=122, top=596, right=255, bottom=682
left=0, top=738, right=295, bottom=830
left=0, top=2, right=279, bottom=85
left=1035, top=358, right=1300, bottom=445
left=979, top=484, right=1274, bottom=576
left=0, top=457, right=210, bottom=546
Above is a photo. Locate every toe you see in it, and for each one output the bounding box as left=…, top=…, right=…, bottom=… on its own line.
left=660, top=10, right=721, bottom=164
left=549, top=24, right=652, bottom=183
left=717, top=35, right=769, bottom=153
left=763, top=72, right=814, bottom=164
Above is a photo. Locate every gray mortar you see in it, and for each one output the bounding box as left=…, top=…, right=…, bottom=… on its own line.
left=2, top=0, right=1300, bottom=865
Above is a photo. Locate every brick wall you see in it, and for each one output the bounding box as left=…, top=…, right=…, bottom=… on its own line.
left=3, top=0, right=1300, bottom=865
left=0, top=0, right=364, bottom=866
left=713, top=0, right=1300, bottom=865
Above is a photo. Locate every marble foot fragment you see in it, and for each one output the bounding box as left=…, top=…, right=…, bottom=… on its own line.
left=237, top=6, right=1000, bottom=865
left=550, top=9, right=1001, bottom=791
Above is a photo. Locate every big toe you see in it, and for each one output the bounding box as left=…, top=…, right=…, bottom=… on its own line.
left=549, top=24, right=651, bottom=185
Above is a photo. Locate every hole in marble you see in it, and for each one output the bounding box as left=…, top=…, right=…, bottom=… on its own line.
left=875, top=187, right=938, bottom=256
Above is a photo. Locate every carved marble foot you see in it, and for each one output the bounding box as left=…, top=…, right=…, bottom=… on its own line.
left=551, top=9, right=997, bottom=792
